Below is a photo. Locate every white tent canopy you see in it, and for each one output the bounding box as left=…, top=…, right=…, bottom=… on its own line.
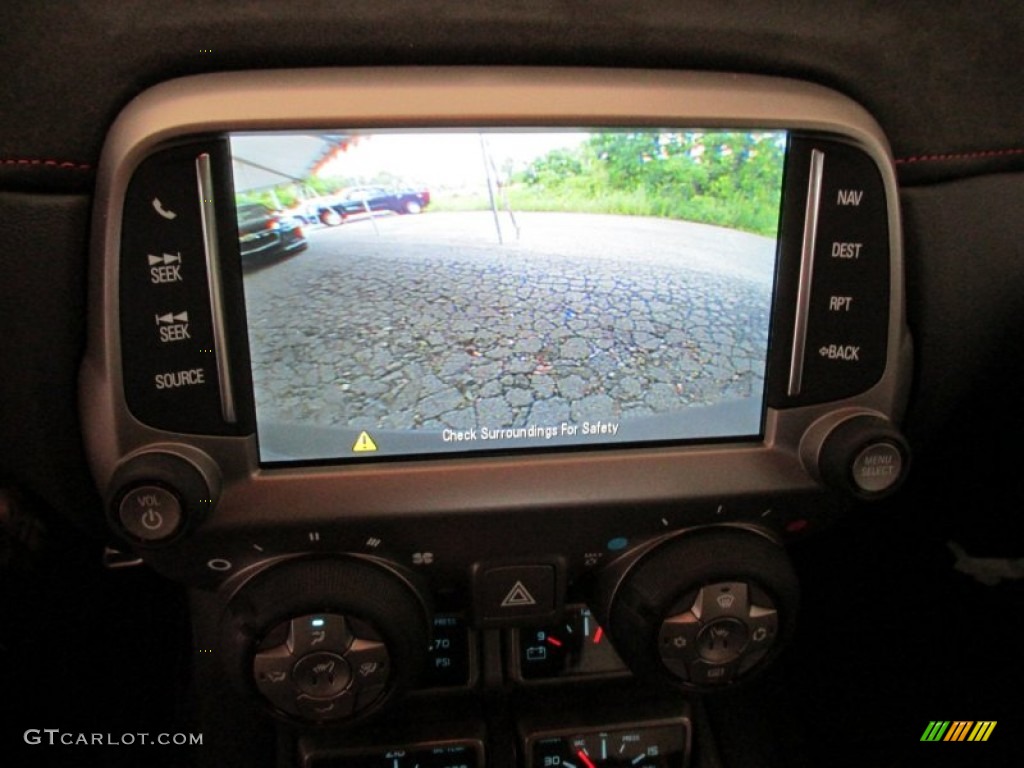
left=229, top=134, right=350, bottom=192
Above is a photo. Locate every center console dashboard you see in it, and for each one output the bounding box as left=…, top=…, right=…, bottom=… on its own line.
left=79, top=68, right=911, bottom=767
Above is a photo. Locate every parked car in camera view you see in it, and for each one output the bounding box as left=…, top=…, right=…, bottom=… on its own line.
left=236, top=202, right=308, bottom=260
left=315, top=185, right=431, bottom=225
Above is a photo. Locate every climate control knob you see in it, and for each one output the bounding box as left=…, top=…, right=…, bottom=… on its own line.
left=220, top=556, right=431, bottom=723
left=252, top=612, right=391, bottom=720
left=593, top=527, right=797, bottom=691
left=657, top=581, right=780, bottom=685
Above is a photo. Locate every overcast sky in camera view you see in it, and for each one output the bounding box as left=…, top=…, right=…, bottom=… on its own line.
left=316, top=131, right=591, bottom=186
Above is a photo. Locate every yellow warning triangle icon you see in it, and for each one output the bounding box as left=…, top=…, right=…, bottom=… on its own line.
left=353, top=431, right=378, bottom=453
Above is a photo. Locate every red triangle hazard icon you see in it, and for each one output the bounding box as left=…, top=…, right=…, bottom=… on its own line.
left=500, top=580, right=537, bottom=607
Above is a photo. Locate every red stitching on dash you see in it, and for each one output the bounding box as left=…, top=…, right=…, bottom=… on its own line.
left=895, top=148, right=1024, bottom=165
left=1, top=158, right=93, bottom=171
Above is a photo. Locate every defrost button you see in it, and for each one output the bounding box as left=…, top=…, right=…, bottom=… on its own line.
left=696, top=582, right=749, bottom=620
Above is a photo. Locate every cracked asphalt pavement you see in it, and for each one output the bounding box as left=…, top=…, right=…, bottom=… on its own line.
left=241, top=211, right=776, bottom=437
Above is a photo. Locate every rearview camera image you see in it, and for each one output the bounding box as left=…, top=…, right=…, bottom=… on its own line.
left=231, top=129, right=786, bottom=463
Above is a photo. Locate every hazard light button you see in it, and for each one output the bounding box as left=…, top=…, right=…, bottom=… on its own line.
left=473, top=563, right=562, bottom=627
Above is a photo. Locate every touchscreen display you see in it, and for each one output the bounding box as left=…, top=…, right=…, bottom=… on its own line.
left=231, top=129, right=786, bottom=463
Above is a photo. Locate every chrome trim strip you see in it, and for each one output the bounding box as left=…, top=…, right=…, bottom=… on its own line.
left=788, top=148, right=825, bottom=396
left=196, top=152, right=237, bottom=423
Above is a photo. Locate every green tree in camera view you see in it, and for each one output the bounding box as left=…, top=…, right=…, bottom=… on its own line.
left=235, top=131, right=785, bottom=237
left=514, top=131, right=785, bottom=236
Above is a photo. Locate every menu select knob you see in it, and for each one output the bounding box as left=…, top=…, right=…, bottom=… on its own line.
left=818, top=415, right=910, bottom=499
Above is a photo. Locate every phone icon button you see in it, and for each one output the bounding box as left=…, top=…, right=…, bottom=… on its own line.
left=151, top=198, right=177, bottom=220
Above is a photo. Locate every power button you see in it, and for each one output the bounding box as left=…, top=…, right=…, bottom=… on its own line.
left=117, top=484, right=183, bottom=542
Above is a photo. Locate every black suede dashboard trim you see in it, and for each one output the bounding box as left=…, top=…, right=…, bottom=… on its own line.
left=2, top=1, right=1022, bottom=195
left=0, top=192, right=104, bottom=534
left=894, top=147, right=1024, bottom=186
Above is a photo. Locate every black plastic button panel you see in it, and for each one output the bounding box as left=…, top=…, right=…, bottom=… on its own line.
left=253, top=613, right=390, bottom=721
left=768, top=136, right=891, bottom=406
left=657, top=582, right=778, bottom=685
left=119, top=141, right=234, bottom=433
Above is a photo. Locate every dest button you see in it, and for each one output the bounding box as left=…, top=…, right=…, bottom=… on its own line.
left=474, top=564, right=560, bottom=626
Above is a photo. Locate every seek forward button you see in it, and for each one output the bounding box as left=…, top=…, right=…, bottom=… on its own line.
left=148, top=252, right=184, bottom=284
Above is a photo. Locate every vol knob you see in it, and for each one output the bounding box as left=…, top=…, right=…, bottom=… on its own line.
left=107, top=450, right=218, bottom=545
